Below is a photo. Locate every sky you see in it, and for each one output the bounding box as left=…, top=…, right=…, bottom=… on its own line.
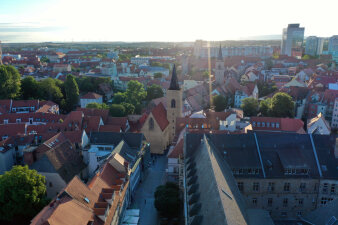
left=0, top=0, right=337, bottom=43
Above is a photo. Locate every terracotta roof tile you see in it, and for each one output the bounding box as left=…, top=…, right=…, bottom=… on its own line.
left=81, top=92, right=102, bottom=99
left=151, top=102, right=169, bottom=131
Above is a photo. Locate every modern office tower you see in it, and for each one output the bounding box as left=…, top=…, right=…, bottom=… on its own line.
left=328, top=35, right=338, bottom=63
left=328, top=35, right=338, bottom=53
left=305, top=36, right=324, bottom=56
left=281, top=24, right=305, bottom=57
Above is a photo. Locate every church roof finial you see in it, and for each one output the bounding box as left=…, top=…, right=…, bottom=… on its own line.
left=169, top=64, right=180, bottom=90
left=217, top=43, right=223, bottom=60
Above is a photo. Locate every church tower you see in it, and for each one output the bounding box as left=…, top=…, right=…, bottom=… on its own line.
left=167, top=64, right=182, bottom=143
left=215, top=44, right=225, bottom=85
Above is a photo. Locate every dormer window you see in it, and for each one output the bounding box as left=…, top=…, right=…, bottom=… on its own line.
left=3, top=120, right=8, bottom=124
left=16, top=119, right=21, bottom=123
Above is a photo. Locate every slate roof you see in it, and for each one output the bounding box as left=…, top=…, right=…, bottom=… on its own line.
left=185, top=133, right=338, bottom=179
left=90, top=132, right=143, bottom=149
left=302, top=198, right=338, bottom=225
left=169, top=64, right=180, bottom=90
left=184, top=134, right=274, bottom=225
left=31, top=140, right=86, bottom=182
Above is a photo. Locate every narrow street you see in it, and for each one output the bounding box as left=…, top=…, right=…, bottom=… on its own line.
left=132, top=154, right=168, bottom=225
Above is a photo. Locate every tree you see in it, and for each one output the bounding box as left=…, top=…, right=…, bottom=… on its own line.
left=121, top=102, right=135, bottom=115
left=21, top=76, right=39, bottom=99
left=212, top=95, right=227, bottom=112
left=40, top=56, right=50, bottom=63
left=241, top=97, right=259, bottom=117
left=109, top=104, right=126, bottom=117
left=38, top=78, right=64, bottom=104
left=146, top=84, right=164, bottom=101
left=257, top=81, right=277, bottom=98
left=302, top=55, right=310, bottom=60
left=270, top=92, right=294, bottom=117
left=259, top=98, right=272, bottom=116
left=86, top=102, right=109, bottom=110
left=125, top=80, right=146, bottom=112
left=154, top=182, right=180, bottom=218
left=202, top=70, right=209, bottom=79
left=154, top=72, right=163, bottom=79
left=0, top=65, right=21, bottom=99
left=113, top=92, right=126, bottom=104
left=64, top=75, right=79, bottom=112
left=0, top=166, right=48, bottom=223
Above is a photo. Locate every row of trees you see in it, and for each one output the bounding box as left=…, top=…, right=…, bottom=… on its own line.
left=0, top=166, right=48, bottom=224
left=241, top=92, right=295, bottom=117
left=0, top=65, right=113, bottom=113
left=21, top=75, right=79, bottom=112
left=88, top=81, right=164, bottom=116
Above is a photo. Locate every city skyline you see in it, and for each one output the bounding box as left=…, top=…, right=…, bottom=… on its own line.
left=0, top=0, right=337, bottom=43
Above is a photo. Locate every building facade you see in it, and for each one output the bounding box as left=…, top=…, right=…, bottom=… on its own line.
left=305, top=36, right=324, bottom=56
left=281, top=24, right=305, bottom=57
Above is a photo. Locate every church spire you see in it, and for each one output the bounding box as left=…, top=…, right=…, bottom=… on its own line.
left=217, top=44, right=223, bottom=61
left=169, top=64, right=180, bottom=90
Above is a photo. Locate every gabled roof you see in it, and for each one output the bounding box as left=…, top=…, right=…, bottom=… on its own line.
left=150, top=102, right=169, bottom=131
left=81, top=92, right=102, bottom=99
left=31, top=140, right=86, bottom=183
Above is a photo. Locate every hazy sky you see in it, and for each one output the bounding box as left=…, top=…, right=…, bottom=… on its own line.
left=0, top=0, right=337, bottom=42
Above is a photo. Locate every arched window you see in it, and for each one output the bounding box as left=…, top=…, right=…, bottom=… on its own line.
left=149, top=118, right=154, bottom=130
left=171, top=99, right=176, bottom=108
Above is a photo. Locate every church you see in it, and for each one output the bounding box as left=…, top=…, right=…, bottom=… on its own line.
left=140, top=65, right=182, bottom=154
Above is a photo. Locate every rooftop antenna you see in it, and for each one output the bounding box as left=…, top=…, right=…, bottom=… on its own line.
left=0, top=41, right=2, bottom=65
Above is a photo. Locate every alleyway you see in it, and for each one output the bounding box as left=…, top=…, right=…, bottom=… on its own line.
left=132, top=154, right=168, bottom=225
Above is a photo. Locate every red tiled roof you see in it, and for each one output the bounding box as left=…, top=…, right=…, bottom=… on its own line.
left=168, top=138, right=183, bottom=158
left=99, top=125, right=121, bottom=132
left=81, top=92, right=102, bottom=99
left=151, top=102, right=169, bottom=131
left=250, top=117, right=305, bottom=133
left=0, top=124, right=26, bottom=137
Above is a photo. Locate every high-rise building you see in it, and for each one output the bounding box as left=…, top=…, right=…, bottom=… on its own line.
left=328, top=35, right=338, bottom=63
left=305, top=36, right=324, bottom=56
left=281, top=24, right=305, bottom=57
left=328, top=35, right=338, bottom=53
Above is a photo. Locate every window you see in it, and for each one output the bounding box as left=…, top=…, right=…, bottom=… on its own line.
left=298, top=198, right=304, bottom=206
left=321, top=197, right=333, bottom=205
left=149, top=118, right=154, bottom=130
left=271, top=123, right=275, bottom=128
left=267, top=122, right=270, bottom=127
left=283, top=198, right=288, bottom=207
left=262, top=122, right=265, bottom=127
left=331, top=184, right=336, bottom=194
left=3, top=119, right=8, bottom=124
left=252, top=198, right=257, bottom=206
left=237, top=182, right=244, bottom=192
left=29, top=118, right=33, bottom=124
left=268, top=198, right=273, bottom=207
left=268, top=182, right=275, bottom=192
left=253, top=182, right=259, bottom=191
left=257, top=122, right=261, bottom=127
left=16, top=119, right=21, bottom=123
left=276, top=123, right=280, bottom=128
left=171, top=99, right=176, bottom=108
left=253, top=122, right=256, bottom=127
left=281, top=212, right=287, bottom=217
left=49, top=182, right=53, bottom=187
left=300, top=183, right=306, bottom=192
left=297, top=211, right=302, bottom=217
left=284, top=183, right=290, bottom=192
left=323, top=183, right=328, bottom=194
